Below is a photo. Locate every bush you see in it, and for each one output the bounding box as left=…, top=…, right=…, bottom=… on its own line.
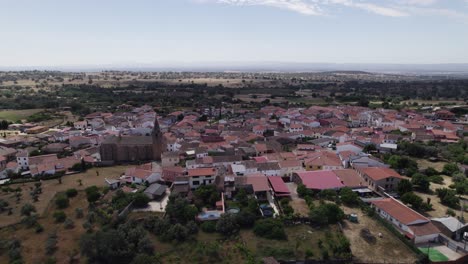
left=429, top=175, right=444, bottom=184
left=85, top=186, right=101, bottom=203
left=446, top=208, right=456, bottom=217
left=200, top=221, right=216, bottom=233
left=75, top=208, right=84, bottom=218
left=133, top=193, right=150, bottom=208
left=340, top=187, right=360, bottom=206
left=35, top=224, right=44, bottom=233
left=436, top=188, right=460, bottom=209
left=442, top=163, right=460, bottom=176
left=45, top=232, right=58, bottom=255
left=21, top=215, right=38, bottom=228
left=64, top=218, right=75, bottom=229
left=53, top=211, right=66, bottom=223
left=401, top=192, right=423, bottom=210
left=216, top=214, right=239, bottom=236
left=411, top=173, right=430, bottom=192
left=253, top=219, right=286, bottom=240
left=66, top=188, right=78, bottom=198
left=20, top=203, right=36, bottom=216
left=55, top=194, right=69, bottom=209
left=310, top=203, right=345, bottom=225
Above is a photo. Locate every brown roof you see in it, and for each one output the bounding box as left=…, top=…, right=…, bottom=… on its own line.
left=360, top=167, right=404, bottom=181
left=333, top=169, right=363, bottom=188
left=410, top=222, right=440, bottom=236
left=187, top=168, right=216, bottom=177
left=371, top=198, right=428, bottom=225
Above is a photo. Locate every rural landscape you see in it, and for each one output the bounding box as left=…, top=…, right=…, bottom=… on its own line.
left=0, top=70, right=467, bottom=264
left=2, top=0, right=468, bottom=264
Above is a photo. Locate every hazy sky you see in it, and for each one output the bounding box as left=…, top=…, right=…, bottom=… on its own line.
left=1, top=0, right=468, bottom=67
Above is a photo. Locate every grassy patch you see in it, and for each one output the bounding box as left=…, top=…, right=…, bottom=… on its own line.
left=419, top=247, right=449, bottom=262
left=0, top=109, right=43, bottom=122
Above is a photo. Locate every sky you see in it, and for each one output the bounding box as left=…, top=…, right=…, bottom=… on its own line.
left=1, top=0, right=468, bottom=67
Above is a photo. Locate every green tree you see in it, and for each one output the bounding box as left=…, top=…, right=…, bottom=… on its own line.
left=442, top=163, right=460, bottom=176
left=55, top=194, right=69, bottom=209
left=216, top=214, right=239, bottom=236
left=397, top=179, right=413, bottom=196
left=20, top=203, right=36, bottom=216
left=401, top=192, right=423, bottom=210
left=340, top=187, right=360, bottom=206
left=253, top=218, right=286, bottom=240
left=411, top=173, right=430, bottom=192
left=133, top=193, right=150, bottom=208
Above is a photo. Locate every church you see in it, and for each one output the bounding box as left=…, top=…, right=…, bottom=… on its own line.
left=100, top=118, right=163, bottom=164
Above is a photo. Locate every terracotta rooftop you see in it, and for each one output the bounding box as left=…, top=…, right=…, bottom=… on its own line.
left=371, top=198, right=428, bottom=225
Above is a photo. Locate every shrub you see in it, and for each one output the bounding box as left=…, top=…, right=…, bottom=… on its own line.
left=442, top=163, right=460, bottom=176
left=429, top=175, right=444, bottom=184
left=401, top=192, right=423, bottom=210
left=75, top=208, right=84, bottom=219
left=436, top=188, right=460, bottom=209
left=66, top=188, right=78, bottom=198
left=35, top=224, right=44, bottom=233
left=20, top=203, right=36, bottom=216
left=45, top=232, right=58, bottom=255
left=216, top=214, right=239, bottom=236
left=53, top=211, right=66, bottom=223
left=200, top=221, right=216, bottom=233
left=64, top=218, right=75, bottom=229
left=133, top=193, right=150, bottom=208
left=310, top=203, right=345, bottom=225
left=446, top=208, right=456, bottom=217
left=253, top=219, right=286, bottom=240
left=55, top=194, right=69, bottom=209
left=85, top=186, right=101, bottom=203
left=340, top=187, right=360, bottom=205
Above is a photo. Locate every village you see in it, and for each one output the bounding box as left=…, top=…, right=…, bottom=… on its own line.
left=0, top=102, right=468, bottom=264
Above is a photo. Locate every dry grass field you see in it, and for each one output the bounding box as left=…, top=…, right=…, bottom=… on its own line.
left=0, top=166, right=129, bottom=227
left=341, top=206, right=418, bottom=263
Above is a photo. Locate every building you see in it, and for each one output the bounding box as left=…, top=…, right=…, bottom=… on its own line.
left=144, top=183, right=167, bottom=200
left=100, top=117, right=163, bottom=163
left=356, top=167, right=403, bottom=193
left=293, top=170, right=345, bottom=191
left=187, top=167, right=216, bottom=189
left=372, top=198, right=440, bottom=244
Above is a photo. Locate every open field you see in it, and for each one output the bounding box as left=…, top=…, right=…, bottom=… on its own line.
left=0, top=109, right=43, bottom=122
left=341, top=206, right=419, bottom=263
left=0, top=191, right=90, bottom=264
left=150, top=224, right=343, bottom=263
left=0, top=166, right=129, bottom=227
left=416, top=158, right=448, bottom=172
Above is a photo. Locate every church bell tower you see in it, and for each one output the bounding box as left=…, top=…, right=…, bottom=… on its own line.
left=152, top=117, right=163, bottom=161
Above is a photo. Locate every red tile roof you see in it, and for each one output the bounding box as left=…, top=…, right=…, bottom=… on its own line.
left=360, top=167, right=404, bottom=181
left=295, top=171, right=345, bottom=190
left=187, top=168, right=216, bottom=177
left=268, top=176, right=290, bottom=195
left=371, top=198, right=428, bottom=225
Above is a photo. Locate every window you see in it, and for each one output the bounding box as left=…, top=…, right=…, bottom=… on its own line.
left=192, top=181, right=200, bottom=185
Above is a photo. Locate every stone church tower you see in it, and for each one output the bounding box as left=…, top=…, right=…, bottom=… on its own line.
left=152, top=117, right=163, bottom=161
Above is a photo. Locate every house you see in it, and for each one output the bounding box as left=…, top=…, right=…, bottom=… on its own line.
left=122, top=163, right=162, bottom=184
left=431, top=217, right=468, bottom=241
left=288, top=124, right=303, bottom=133
left=105, top=178, right=121, bottom=190
left=161, top=151, right=180, bottom=167
left=336, top=142, right=363, bottom=154
left=333, top=169, right=364, bottom=189
left=372, top=198, right=440, bottom=244
left=25, top=126, right=48, bottom=134
left=304, top=152, right=342, bottom=171
left=257, top=162, right=281, bottom=177
left=278, top=160, right=304, bottom=180
left=356, top=167, right=404, bottom=193
left=293, top=171, right=345, bottom=191
left=74, top=121, right=88, bottom=130
left=235, top=175, right=270, bottom=201
left=268, top=176, right=290, bottom=198
left=144, top=183, right=168, bottom=200
left=187, top=167, right=217, bottom=189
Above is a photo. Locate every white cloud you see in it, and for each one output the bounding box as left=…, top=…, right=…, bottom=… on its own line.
left=196, top=0, right=466, bottom=19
